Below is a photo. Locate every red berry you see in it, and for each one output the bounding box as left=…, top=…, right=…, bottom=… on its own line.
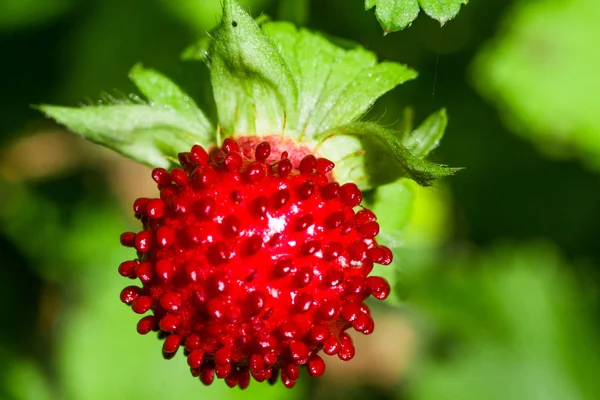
left=224, top=152, right=242, bottom=171
left=298, top=155, right=317, bottom=175
left=152, top=168, right=171, bottom=186
left=120, top=232, right=135, bottom=247
left=187, top=349, right=205, bottom=368
left=276, top=159, right=292, bottom=178
left=339, top=183, right=362, bottom=207
left=136, top=315, right=156, bottom=334
left=163, top=334, right=181, bottom=353
left=120, top=285, right=141, bottom=304
left=307, top=354, right=326, bottom=377
left=191, top=144, right=208, bottom=165
left=134, top=230, right=153, bottom=253
left=131, top=296, right=152, bottom=314
left=118, top=260, right=138, bottom=278
left=315, top=158, right=335, bottom=174
left=118, top=136, right=392, bottom=388
left=255, top=141, right=271, bottom=161
left=222, top=138, right=240, bottom=153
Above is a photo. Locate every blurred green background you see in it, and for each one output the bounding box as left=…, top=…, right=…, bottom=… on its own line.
left=1, top=0, right=600, bottom=399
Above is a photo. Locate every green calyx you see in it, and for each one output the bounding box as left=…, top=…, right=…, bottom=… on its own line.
left=39, top=0, right=456, bottom=189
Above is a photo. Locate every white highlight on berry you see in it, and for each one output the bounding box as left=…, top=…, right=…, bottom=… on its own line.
left=267, top=215, right=287, bottom=235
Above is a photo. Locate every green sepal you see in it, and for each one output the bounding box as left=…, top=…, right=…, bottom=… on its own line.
left=261, top=22, right=417, bottom=137
left=316, top=121, right=458, bottom=187
left=208, top=0, right=298, bottom=136
left=128, top=64, right=213, bottom=137
left=181, top=15, right=271, bottom=61
left=40, top=0, right=455, bottom=190
left=366, top=0, right=468, bottom=33
left=38, top=104, right=206, bottom=169
left=39, top=65, right=215, bottom=168
left=402, top=108, right=447, bottom=157
left=205, top=0, right=416, bottom=137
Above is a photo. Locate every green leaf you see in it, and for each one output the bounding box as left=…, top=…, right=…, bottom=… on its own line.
left=41, top=0, right=431, bottom=187
left=0, top=0, right=72, bottom=31
left=473, top=0, right=600, bottom=171
left=372, top=180, right=415, bottom=235
left=368, top=179, right=415, bottom=304
left=419, top=0, right=468, bottom=25
left=263, top=22, right=417, bottom=137
left=39, top=104, right=207, bottom=168
left=3, top=352, right=53, bottom=400
left=365, top=0, right=420, bottom=33
left=208, top=0, right=298, bottom=135
left=316, top=61, right=416, bottom=133
left=181, top=15, right=271, bottom=61
left=316, top=122, right=457, bottom=187
left=129, top=64, right=214, bottom=136
left=207, top=3, right=416, bottom=138
left=39, top=66, right=216, bottom=168
left=410, top=242, right=600, bottom=399
left=366, top=0, right=468, bottom=33
left=402, top=108, right=447, bottom=157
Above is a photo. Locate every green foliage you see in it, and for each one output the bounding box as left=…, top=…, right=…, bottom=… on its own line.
left=128, top=64, right=212, bottom=133
left=365, top=0, right=420, bottom=32
left=2, top=352, right=53, bottom=400
left=41, top=0, right=453, bottom=189
left=206, top=3, right=417, bottom=138
left=0, top=179, right=126, bottom=281
left=0, top=0, right=72, bottom=31
left=40, top=104, right=211, bottom=169
left=402, top=109, right=447, bottom=158
left=208, top=2, right=299, bottom=136
left=474, top=0, right=600, bottom=170
left=41, top=65, right=214, bottom=169
left=365, top=0, right=468, bottom=33
left=263, top=22, right=416, bottom=136
left=419, top=0, right=469, bottom=25
left=3, top=0, right=600, bottom=399
left=317, top=122, right=457, bottom=187
left=367, top=178, right=415, bottom=303
left=409, top=243, right=600, bottom=399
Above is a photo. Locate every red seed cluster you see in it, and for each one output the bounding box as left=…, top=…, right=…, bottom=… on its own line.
left=119, top=136, right=392, bottom=389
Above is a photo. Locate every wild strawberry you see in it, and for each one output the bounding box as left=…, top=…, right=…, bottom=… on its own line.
left=119, top=135, right=392, bottom=389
